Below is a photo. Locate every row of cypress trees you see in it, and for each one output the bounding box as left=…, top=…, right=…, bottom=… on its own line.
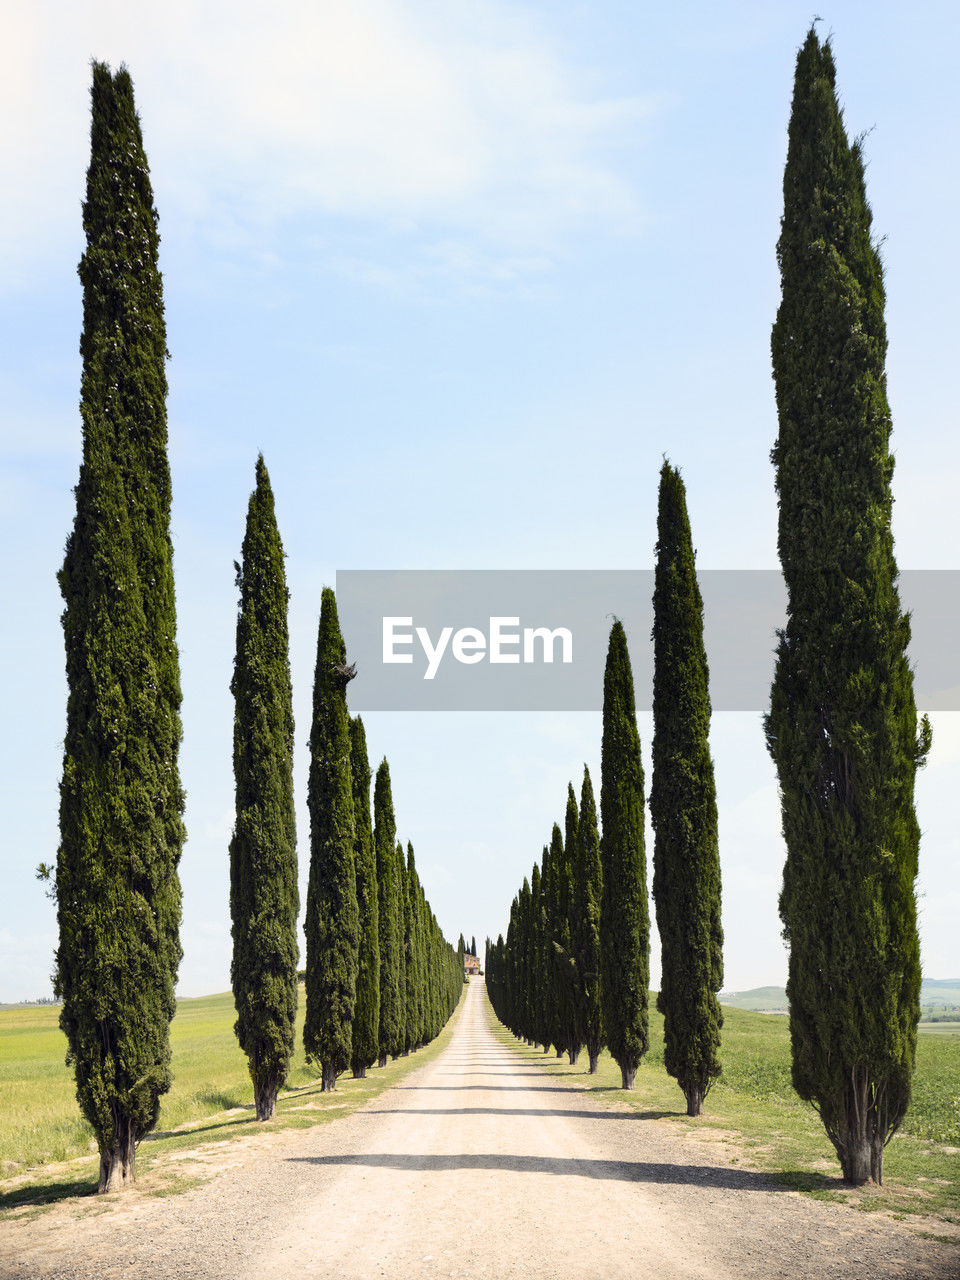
left=55, top=63, right=461, bottom=1197
left=231, top=477, right=463, bottom=1112
left=494, top=27, right=929, bottom=1186
left=488, top=463, right=723, bottom=1115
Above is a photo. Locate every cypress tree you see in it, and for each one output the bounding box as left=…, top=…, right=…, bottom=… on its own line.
left=374, top=760, right=401, bottom=1067
left=562, top=786, right=582, bottom=1064
left=394, top=840, right=408, bottom=1056
left=545, top=824, right=567, bottom=1058
left=505, top=897, right=520, bottom=1035
left=229, top=456, right=299, bottom=1121
left=406, top=843, right=425, bottom=1048
left=303, top=587, right=359, bottom=1091
left=529, top=862, right=546, bottom=1046
left=517, top=876, right=534, bottom=1043
left=419, top=886, right=437, bottom=1043
left=577, top=766, right=604, bottom=1073
left=600, top=620, right=649, bottom=1089
left=55, top=63, right=184, bottom=1194
left=650, top=461, right=723, bottom=1116
left=349, top=717, right=379, bottom=1078
left=766, top=27, right=929, bottom=1185
left=537, top=844, right=554, bottom=1053
left=399, top=842, right=418, bottom=1051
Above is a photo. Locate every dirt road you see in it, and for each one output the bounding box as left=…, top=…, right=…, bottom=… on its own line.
left=2, top=980, right=957, bottom=1279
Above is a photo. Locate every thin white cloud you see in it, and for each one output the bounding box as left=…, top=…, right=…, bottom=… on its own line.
left=1, top=0, right=656, bottom=292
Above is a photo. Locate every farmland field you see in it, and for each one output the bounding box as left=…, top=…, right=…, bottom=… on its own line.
left=0, top=987, right=463, bottom=1205
left=3, top=987, right=958, bottom=1225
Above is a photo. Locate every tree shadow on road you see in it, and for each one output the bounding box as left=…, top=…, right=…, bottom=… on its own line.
left=287, top=1151, right=787, bottom=1191
left=364, top=1107, right=677, bottom=1121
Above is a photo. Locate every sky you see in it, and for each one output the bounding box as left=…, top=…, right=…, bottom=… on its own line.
left=2, top=0, right=959, bottom=1002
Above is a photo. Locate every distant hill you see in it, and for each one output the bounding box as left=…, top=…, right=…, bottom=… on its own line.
left=721, top=981, right=960, bottom=1015
left=920, top=980, right=960, bottom=1008
left=719, top=987, right=788, bottom=1012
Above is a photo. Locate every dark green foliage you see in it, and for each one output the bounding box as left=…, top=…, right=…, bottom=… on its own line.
left=374, top=760, right=401, bottom=1066
left=406, top=845, right=426, bottom=1047
left=528, top=863, right=548, bottom=1047
left=394, top=840, right=408, bottom=1056
left=229, top=457, right=299, bottom=1121
left=349, top=717, right=379, bottom=1077
left=535, top=844, right=555, bottom=1051
left=766, top=28, right=929, bottom=1185
left=303, top=588, right=359, bottom=1090
left=517, top=877, right=534, bottom=1042
left=600, top=620, right=649, bottom=1089
left=576, top=767, right=604, bottom=1072
left=650, top=461, right=723, bottom=1116
left=562, top=787, right=582, bottom=1063
left=55, top=63, right=184, bottom=1193
left=544, top=825, right=568, bottom=1056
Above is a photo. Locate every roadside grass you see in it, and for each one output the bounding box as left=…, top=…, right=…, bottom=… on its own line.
left=487, top=994, right=960, bottom=1226
left=0, top=984, right=466, bottom=1213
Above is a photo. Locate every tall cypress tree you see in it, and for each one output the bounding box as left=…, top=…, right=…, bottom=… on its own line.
left=536, top=844, right=554, bottom=1053
left=406, top=843, right=425, bottom=1049
left=562, top=786, right=582, bottom=1064
left=303, top=587, right=359, bottom=1091
left=55, top=63, right=184, bottom=1193
left=349, top=716, right=379, bottom=1078
left=767, top=27, right=929, bottom=1186
left=545, top=824, right=568, bottom=1058
left=393, top=840, right=408, bottom=1056
left=650, top=461, right=723, bottom=1116
left=600, top=620, right=649, bottom=1089
left=517, top=876, right=534, bottom=1043
left=577, top=766, right=604, bottom=1073
left=374, top=760, right=401, bottom=1067
left=529, top=862, right=546, bottom=1047
left=229, top=456, right=298, bottom=1121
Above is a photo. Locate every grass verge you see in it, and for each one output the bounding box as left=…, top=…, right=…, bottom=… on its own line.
left=486, top=992, right=960, bottom=1228
left=0, top=984, right=467, bottom=1214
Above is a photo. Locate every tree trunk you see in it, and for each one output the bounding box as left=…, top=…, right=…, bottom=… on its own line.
left=321, top=1062, right=338, bottom=1092
left=588, top=1051, right=599, bottom=1074
left=684, top=1086, right=704, bottom=1117
left=378, top=1052, right=387, bottom=1068
left=352, top=1063, right=367, bottom=1079
left=839, top=1135, right=873, bottom=1185
left=567, top=1046, right=579, bottom=1065
left=97, top=1121, right=136, bottom=1193
left=543, top=1044, right=551, bottom=1054
left=620, top=1063, right=636, bottom=1090
left=555, top=1047, right=564, bottom=1059
left=254, top=1076, right=277, bottom=1121
left=870, top=1135, right=884, bottom=1186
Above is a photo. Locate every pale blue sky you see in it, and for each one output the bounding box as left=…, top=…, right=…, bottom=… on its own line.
left=2, top=1, right=958, bottom=1001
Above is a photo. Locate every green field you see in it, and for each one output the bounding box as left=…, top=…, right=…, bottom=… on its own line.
left=0, top=986, right=465, bottom=1210
left=4, top=985, right=958, bottom=1225
left=490, top=996, right=960, bottom=1225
